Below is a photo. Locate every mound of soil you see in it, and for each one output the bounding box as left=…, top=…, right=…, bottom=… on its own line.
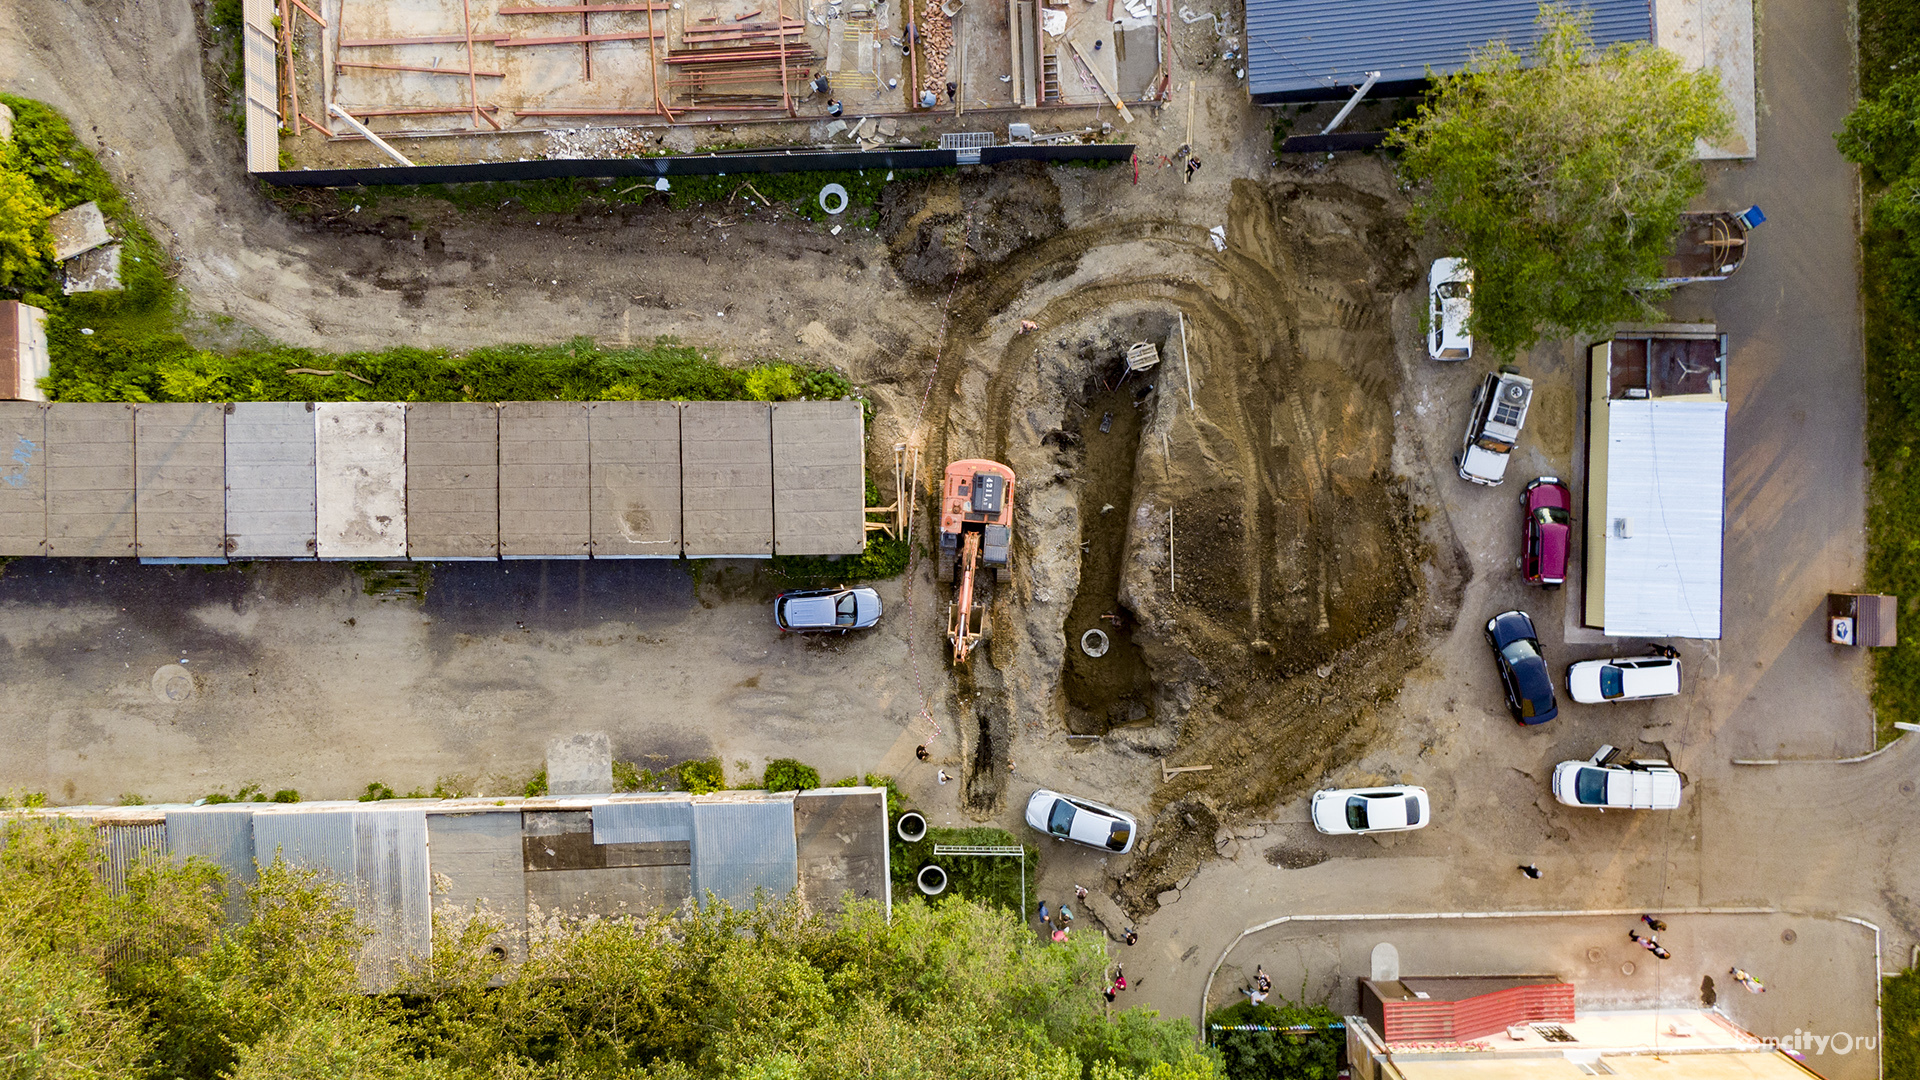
left=882, top=161, right=1066, bottom=286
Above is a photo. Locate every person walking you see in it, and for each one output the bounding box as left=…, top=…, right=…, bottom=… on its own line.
left=1114, top=966, right=1127, bottom=991
left=1058, top=904, right=1073, bottom=924
left=1123, top=927, right=1138, bottom=946
left=1052, top=925, right=1069, bottom=942
left=937, top=769, right=950, bottom=784
left=1075, top=884, right=1089, bottom=901
left=1628, top=931, right=1671, bottom=960
left=1103, top=983, right=1117, bottom=1003
left=915, top=744, right=931, bottom=762
left=827, top=99, right=844, bottom=117
left=1730, top=968, right=1767, bottom=993
left=1037, top=900, right=1049, bottom=923
left=1184, top=156, right=1202, bottom=183
left=1519, top=864, right=1542, bottom=879
left=1641, top=914, right=1668, bottom=932
left=1255, top=966, right=1273, bottom=995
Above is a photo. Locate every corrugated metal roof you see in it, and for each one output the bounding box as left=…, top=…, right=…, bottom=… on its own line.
left=1600, top=400, right=1725, bottom=639
left=425, top=809, right=526, bottom=959
left=1245, top=0, right=1653, bottom=103
left=253, top=805, right=432, bottom=988
left=592, top=797, right=695, bottom=845
left=690, top=797, right=798, bottom=908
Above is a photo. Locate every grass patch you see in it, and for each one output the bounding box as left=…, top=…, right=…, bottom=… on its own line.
left=1204, top=1000, right=1343, bottom=1080
left=892, top=824, right=1037, bottom=915
left=1846, top=0, right=1920, bottom=740
left=1887, top=967, right=1920, bottom=1078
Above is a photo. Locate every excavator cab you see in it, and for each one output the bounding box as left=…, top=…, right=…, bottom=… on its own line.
left=938, top=459, right=1015, bottom=664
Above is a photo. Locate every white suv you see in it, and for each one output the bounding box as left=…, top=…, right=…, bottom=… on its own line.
left=1552, top=746, right=1682, bottom=810
left=1456, top=369, right=1534, bottom=486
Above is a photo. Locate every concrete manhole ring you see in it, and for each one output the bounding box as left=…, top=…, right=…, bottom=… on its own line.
left=1781, top=928, right=1797, bottom=944
left=1586, top=947, right=1604, bottom=963
left=1080, top=629, right=1109, bottom=657
left=1621, top=961, right=1636, bottom=976
left=916, top=864, right=948, bottom=896
left=152, top=666, right=195, bottom=703
left=818, top=183, right=849, bottom=215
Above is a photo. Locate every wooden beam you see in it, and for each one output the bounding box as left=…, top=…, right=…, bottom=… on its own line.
left=339, top=34, right=510, bottom=46
left=512, top=107, right=668, bottom=115
left=499, top=3, right=670, bottom=11
left=774, top=0, right=792, bottom=116
left=299, top=111, right=331, bottom=135
left=335, top=105, right=501, bottom=116
left=1067, top=38, right=1132, bottom=123
left=643, top=0, right=675, bottom=122
left=288, top=0, right=327, bottom=27
left=336, top=61, right=507, bottom=76
left=495, top=30, right=665, bottom=45
left=280, top=0, right=300, bottom=132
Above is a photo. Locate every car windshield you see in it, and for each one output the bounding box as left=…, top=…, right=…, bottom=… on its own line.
left=1344, top=796, right=1370, bottom=831
left=1575, top=767, right=1609, bottom=805
left=1600, top=666, right=1625, bottom=699
left=835, top=593, right=857, bottom=626
left=1047, top=800, right=1075, bottom=837
left=1106, top=820, right=1131, bottom=851
left=1437, top=282, right=1470, bottom=299
left=1404, top=795, right=1422, bottom=825
left=1500, top=638, right=1539, bottom=666
left=1534, top=508, right=1570, bottom=525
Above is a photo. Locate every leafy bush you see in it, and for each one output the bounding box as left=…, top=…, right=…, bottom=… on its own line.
left=522, top=770, right=548, bottom=798
left=358, top=782, right=398, bottom=802
left=269, top=789, right=300, bottom=803
left=676, top=757, right=726, bottom=794
left=761, top=759, right=821, bottom=792
left=892, top=824, right=1036, bottom=914
left=1889, top=967, right=1920, bottom=1080
left=1205, top=1000, right=1343, bottom=1080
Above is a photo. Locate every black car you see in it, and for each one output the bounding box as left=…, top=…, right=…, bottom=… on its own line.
left=1484, top=610, right=1557, bottom=724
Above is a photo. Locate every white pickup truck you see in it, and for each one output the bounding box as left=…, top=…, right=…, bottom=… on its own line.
left=1551, top=746, right=1682, bottom=810
left=1456, top=369, right=1534, bottom=486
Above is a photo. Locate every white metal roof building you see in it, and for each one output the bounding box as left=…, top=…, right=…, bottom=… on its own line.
left=1584, top=332, right=1728, bottom=639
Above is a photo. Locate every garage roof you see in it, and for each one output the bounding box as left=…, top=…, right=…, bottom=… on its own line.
left=1245, top=0, right=1651, bottom=104
left=1600, top=400, right=1725, bottom=639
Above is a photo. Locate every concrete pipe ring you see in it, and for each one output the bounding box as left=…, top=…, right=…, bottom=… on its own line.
left=896, top=811, right=928, bottom=843
left=1080, top=629, right=1109, bottom=657
left=916, top=864, right=948, bottom=896
left=818, top=183, right=849, bottom=215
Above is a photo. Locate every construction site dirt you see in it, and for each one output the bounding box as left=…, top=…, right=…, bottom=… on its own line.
left=2, top=0, right=1464, bottom=922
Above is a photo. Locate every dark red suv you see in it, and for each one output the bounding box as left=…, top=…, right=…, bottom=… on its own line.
left=1522, top=477, right=1571, bottom=586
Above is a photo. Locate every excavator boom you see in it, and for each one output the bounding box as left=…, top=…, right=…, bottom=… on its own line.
left=950, top=531, right=982, bottom=664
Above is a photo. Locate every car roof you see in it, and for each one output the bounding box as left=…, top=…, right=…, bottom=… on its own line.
left=780, top=595, right=838, bottom=626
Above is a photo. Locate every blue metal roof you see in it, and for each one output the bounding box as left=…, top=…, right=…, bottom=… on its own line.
left=1245, top=0, right=1652, bottom=103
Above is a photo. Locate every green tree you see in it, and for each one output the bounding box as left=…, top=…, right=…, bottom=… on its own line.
left=1389, top=4, right=1732, bottom=357
left=0, top=166, right=53, bottom=291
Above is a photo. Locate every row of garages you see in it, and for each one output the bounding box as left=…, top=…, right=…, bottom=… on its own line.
left=0, top=398, right=867, bottom=561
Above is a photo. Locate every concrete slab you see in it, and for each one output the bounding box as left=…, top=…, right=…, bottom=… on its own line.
left=545, top=731, right=613, bottom=795
left=315, top=401, right=408, bottom=559
left=46, top=201, right=110, bottom=261
left=404, top=401, right=498, bottom=559
left=771, top=399, right=865, bottom=556
left=588, top=400, right=680, bottom=558
left=44, top=402, right=135, bottom=557
left=426, top=808, right=528, bottom=958
left=1655, top=0, right=1756, bottom=160
left=682, top=401, right=772, bottom=558
left=500, top=401, right=590, bottom=558
left=134, top=403, right=227, bottom=560
left=61, top=243, right=122, bottom=294
left=793, top=787, right=890, bottom=913
left=225, top=401, right=318, bottom=558
left=0, top=402, right=46, bottom=555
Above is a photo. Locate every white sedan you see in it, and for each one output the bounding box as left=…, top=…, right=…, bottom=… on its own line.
left=1310, top=785, right=1431, bottom=835
left=1025, top=789, right=1137, bottom=853
left=1565, top=651, right=1681, bottom=704
left=1552, top=747, right=1682, bottom=810
left=1427, top=257, right=1473, bottom=361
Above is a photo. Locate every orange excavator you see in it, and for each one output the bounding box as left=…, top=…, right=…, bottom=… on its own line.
left=938, top=459, right=1015, bottom=664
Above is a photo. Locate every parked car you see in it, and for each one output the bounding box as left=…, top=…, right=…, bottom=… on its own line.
left=1025, top=789, right=1138, bottom=853
left=1485, top=610, right=1557, bottom=724
left=1552, top=746, right=1682, bottom=810
left=1456, top=369, right=1534, bottom=486
left=773, top=586, right=882, bottom=632
left=1311, top=785, right=1431, bottom=836
left=1428, top=258, right=1473, bottom=361
left=1521, top=477, right=1572, bottom=586
left=1566, top=647, right=1682, bottom=704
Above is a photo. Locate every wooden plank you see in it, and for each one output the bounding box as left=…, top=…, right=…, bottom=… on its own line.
left=0, top=402, right=47, bottom=556
left=133, top=403, right=226, bottom=560
left=513, top=107, right=669, bottom=116
left=404, top=402, right=499, bottom=560
left=336, top=105, right=501, bottom=116
left=45, top=403, right=135, bottom=558
left=336, top=61, right=507, bottom=76
left=339, top=34, right=510, bottom=46
left=1067, top=38, right=1133, bottom=123
left=500, top=402, right=590, bottom=558
left=288, top=0, right=327, bottom=27
left=496, top=30, right=664, bottom=45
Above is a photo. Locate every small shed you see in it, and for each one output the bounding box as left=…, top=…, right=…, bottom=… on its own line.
left=771, top=400, right=866, bottom=556
left=315, top=401, right=407, bottom=559
left=1828, top=593, right=1897, bottom=647
left=225, top=401, right=318, bottom=558
left=682, top=401, right=773, bottom=558
left=588, top=401, right=682, bottom=558
left=500, top=402, right=590, bottom=558
left=0, top=401, right=46, bottom=554
left=0, top=301, right=49, bottom=402
left=45, top=402, right=135, bottom=557
left=134, top=402, right=228, bottom=560
left=405, top=402, right=499, bottom=560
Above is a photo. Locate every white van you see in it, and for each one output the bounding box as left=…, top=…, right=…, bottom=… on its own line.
left=1551, top=746, right=1682, bottom=810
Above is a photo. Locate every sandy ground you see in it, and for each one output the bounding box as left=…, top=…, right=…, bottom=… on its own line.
left=0, top=0, right=1899, bottom=1068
